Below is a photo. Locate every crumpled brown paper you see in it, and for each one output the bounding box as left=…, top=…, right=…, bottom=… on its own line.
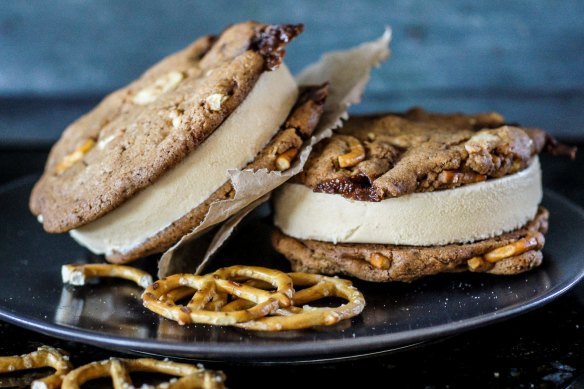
left=158, top=28, right=392, bottom=277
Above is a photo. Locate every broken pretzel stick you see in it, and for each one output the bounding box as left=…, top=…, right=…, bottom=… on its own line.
left=62, top=263, right=153, bottom=288
left=468, top=232, right=544, bottom=271
left=438, top=170, right=487, bottom=185
left=0, top=346, right=72, bottom=389
left=275, top=146, right=299, bottom=171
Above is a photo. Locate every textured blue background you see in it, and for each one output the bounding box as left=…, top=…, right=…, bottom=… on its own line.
left=1, top=0, right=583, bottom=144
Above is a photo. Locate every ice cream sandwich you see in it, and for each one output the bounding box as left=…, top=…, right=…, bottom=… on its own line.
left=272, top=108, right=574, bottom=282
left=30, top=21, right=329, bottom=263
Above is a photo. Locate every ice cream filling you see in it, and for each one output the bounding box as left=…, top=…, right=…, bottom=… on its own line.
left=71, top=64, right=298, bottom=255
left=274, top=157, right=542, bottom=245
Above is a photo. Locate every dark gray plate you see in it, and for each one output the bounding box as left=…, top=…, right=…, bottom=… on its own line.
left=1, top=175, right=583, bottom=364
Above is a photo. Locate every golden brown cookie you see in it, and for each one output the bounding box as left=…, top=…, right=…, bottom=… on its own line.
left=297, top=108, right=548, bottom=201
left=272, top=108, right=575, bottom=282
left=107, top=83, right=329, bottom=263
left=273, top=207, right=548, bottom=282
left=30, top=21, right=303, bottom=233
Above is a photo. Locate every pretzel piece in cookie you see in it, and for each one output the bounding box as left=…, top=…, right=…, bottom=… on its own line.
left=0, top=346, right=72, bottom=389
left=61, top=263, right=153, bottom=288
left=338, top=136, right=365, bottom=168
left=467, top=231, right=544, bottom=271
left=61, top=358, right=225, bottom=389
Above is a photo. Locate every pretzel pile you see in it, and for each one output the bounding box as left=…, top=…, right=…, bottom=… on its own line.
left=0, top=348, right=224, bottom=389
left=142, top=265, right=366, bottom=331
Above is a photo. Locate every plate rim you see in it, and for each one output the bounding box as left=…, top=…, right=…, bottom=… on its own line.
left=1, top=176, right=583, bottom=362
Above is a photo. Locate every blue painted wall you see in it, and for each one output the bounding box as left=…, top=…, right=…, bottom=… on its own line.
left=1, top=0, right=583, bottom=143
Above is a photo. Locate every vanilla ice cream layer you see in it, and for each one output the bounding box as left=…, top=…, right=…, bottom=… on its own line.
left=274, top=157, right=542, bottom=246
left=71, top=64, right=298, bottom=255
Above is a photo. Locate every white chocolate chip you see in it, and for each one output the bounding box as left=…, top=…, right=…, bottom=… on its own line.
left=133, top=71, right=185, bottom=105
left=205, top=93, right=229, bottom=111
left=168, top=109, right=183, bottom=128
left=97, top=134, right=117, bottom=150
left=465, top=132, right=500, bottom=153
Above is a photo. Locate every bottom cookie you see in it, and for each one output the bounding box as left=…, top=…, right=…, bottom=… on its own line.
left=272, top=207, right=548, bottom=282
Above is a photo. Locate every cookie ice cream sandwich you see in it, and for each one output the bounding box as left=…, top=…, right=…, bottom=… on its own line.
left=30, top=21, right=329, bottom=263
left=272, top=108, right=573, bottom=282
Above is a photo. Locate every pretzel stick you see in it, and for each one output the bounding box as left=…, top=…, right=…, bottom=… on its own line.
left=61, top=358, right=225, bottom=389
left=468, top=232, right=544, bottom=271
left=275, top=147, right=299, bottom=171
left=0, top=346, right=72, bottom=389
left=62, top=264, right=153, bottom=288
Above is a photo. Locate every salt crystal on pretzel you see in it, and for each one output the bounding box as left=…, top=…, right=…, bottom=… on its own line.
left=62, top=263, right=153, bottom=288
left=0, top=346, right=72, bottom=389
left=60, top=357, right=225, bottom=389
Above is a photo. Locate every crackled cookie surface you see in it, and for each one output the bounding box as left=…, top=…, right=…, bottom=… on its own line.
left=296, top=108, right=547, bottom=201
left=272, top=108, right=564, bottom=282
left=30, top=21, right=303, bottom=233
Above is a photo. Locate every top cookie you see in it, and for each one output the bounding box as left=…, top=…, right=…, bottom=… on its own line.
left=296, top=108, right=548, bottom=201
left=30, top=21, right=302, bottom=233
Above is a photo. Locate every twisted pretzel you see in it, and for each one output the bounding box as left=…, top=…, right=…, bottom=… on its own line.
left=0, top=346, right=72, bottom=389
left=61, top=358, right=224, bottom=389
left=62, top=263, right=153, bottom=288
left=142, top=266, right=294, bottom=326
left=234, top=273, right=366, bottom=331
left=144, top=266, right=365, bottom=331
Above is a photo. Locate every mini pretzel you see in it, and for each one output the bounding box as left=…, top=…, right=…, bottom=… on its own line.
left=61, top=358, right=225, bottom=389
left=338, top=137, right=365, bottom=168
left=62, top=263, right=153, bottom=288
left=0, top=346, right=72, bottom=389
left=143, top=266, right=294, bottom=325
left=276, top=147, right=299, bottom=171
left=234, top=273, right=366, bottom=331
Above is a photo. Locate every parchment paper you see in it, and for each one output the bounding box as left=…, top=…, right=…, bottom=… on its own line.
left=158, top=28, right=392, bottom=277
